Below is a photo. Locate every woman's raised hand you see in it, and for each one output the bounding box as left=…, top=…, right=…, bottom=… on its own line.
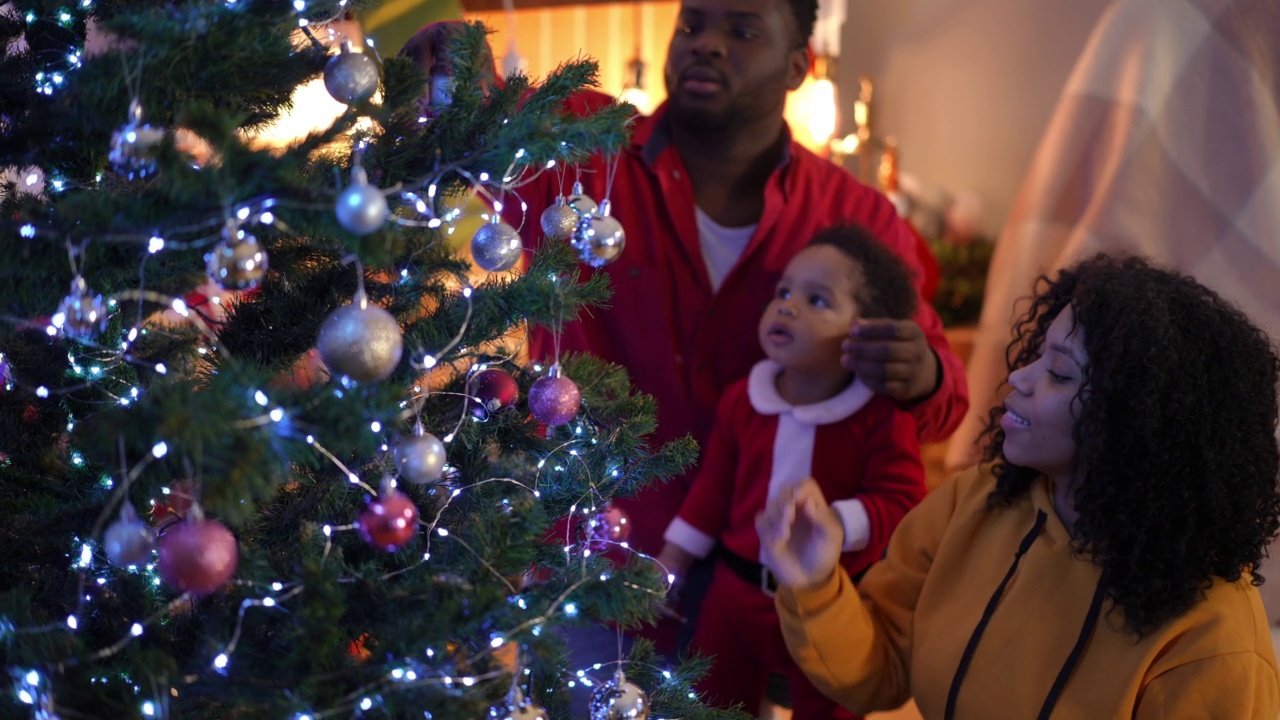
left=756, top=478, right=845, bottom=590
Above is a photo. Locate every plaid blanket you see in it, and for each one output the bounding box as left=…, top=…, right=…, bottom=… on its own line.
left=947, top=0, right=1280, bottom=471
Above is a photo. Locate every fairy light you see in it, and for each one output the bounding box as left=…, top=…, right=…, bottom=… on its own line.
left=269, top=408, right=285, bottom=422
left=254, top=390, right=269, bottom=406
left=148, top=236, right=165, bottom=253
left=370, top=421, right=382, bottom=433
left=151, top=441, right=168, bottom=458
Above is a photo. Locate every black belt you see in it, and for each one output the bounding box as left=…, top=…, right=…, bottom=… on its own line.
left=720, top=546, right=780, bottom=595
left=720, top=546, right=867, bottom=596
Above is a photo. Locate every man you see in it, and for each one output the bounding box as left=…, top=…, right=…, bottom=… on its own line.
left=514, top=0, right=967, bottom=571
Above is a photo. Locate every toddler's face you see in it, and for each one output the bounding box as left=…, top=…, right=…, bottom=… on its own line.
left=758, top=245, right=860, bottom=373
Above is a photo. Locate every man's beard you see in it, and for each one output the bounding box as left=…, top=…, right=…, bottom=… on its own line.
left=667, top=98, right=737, bottom=134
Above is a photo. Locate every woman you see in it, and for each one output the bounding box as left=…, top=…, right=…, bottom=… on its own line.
left=757, top=254, right=1280, bottom=718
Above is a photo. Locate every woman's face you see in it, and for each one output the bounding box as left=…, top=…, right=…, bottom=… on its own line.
left=1001, top=306, right=1087, bottom=486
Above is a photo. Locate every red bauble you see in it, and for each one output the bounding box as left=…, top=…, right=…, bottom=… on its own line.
left=466, top=368, right=519, bottom=419
left=157, top=518, right=238, bottom=596
left=150, top=478, right=199, bottom=523
left=528, top=374, right=581, bottom=426
left=357, top=490, right=420, bottom=552
left=586, top=505, right=631, bottom=551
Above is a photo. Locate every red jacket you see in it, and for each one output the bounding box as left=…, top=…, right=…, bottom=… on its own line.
left=511, top=101, right=967, bottom=556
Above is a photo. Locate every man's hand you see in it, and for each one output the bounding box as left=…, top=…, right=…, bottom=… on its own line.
left=756, top=479, right=844, bottom=590
left=842, top=319, right=939, bottom=404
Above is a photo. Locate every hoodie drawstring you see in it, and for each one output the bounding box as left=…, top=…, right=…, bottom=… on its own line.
left=1036, top=574, right=1107, bottom=719
left=944, top=509, right=1108, bottom=719
left=945, top=510, right=1047, bottom=720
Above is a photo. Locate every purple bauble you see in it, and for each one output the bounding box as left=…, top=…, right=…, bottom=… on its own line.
left=466, top=368, right=519, bottom=419
left=528, top=374, right=581, bottom=426
left=585, top=504, right=631, bottom=551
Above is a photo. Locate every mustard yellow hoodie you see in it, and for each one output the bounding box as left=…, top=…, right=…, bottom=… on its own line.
left=776, top=465, right=1280, bottom=719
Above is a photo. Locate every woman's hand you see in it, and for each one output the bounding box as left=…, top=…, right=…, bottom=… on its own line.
left=757, top=478, right=844, bottom=590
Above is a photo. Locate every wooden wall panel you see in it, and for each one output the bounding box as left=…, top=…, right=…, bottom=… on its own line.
left=464, top=2, right=677, bottom=104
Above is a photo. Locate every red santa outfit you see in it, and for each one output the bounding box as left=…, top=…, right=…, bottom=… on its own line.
left=663, top=359, right=927, bottom=718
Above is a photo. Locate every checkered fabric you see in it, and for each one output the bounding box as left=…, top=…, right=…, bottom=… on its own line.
left=948, top=0, right=1280, bottom=471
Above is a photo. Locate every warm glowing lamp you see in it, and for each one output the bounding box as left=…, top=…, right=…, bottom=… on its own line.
left=785, top=55, right=839, bottom=153
left=618, top=57, right=653, bottom=115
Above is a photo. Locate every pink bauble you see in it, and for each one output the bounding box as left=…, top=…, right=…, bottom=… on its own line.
left=586, top=505, right=631, bottom=551
left=466, top=368, right=519, bottom=419
left=157, top=518, right=238, bottom=596
left=357, top=490, right=420, bottom=552
left=528, top=375, right=581, bottom=426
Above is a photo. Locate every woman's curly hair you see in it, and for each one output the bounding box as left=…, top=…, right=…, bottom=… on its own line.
left=981, top=254, right=1280, bottom=637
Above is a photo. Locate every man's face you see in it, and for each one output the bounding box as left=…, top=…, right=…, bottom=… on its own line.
left=663, top=0, right=808, bottom=132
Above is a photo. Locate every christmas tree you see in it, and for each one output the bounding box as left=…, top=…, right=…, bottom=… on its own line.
left=0, top=2, right=736, bottom=717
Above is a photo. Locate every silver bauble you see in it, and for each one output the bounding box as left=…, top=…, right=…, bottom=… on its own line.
left=572, top=199, right=626, bottom=268
left=335, top=166, right=390, bottom=235
left=207, top=227, right=269, bottom=290
left=428, top=73, right=456, bottom=111
left=316, top=295, right=404, bottom=383
left=395, top=432, right=447, bottom=485
left=323, top=42, right=381, bottom=105
left=567, top=180, right=598, bottom=217
left=109, top=100, right=165, bottom=179
left=54, top=276, right=108, bottom=339
left=471, top=219, right=523, bottom=273
left=588, top=673, right=650, bottom=720
left=540, top=196, right=579, bottom=241
left=103, top=504, right=154, bottom=567
left=496, top=687, right=549, bottom=720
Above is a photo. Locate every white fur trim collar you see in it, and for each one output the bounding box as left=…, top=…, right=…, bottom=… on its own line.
left=747, top=360, right=874, bottom=425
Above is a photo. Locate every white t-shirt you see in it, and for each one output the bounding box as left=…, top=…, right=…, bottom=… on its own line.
left=696, top=207, right=756, bottom=293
